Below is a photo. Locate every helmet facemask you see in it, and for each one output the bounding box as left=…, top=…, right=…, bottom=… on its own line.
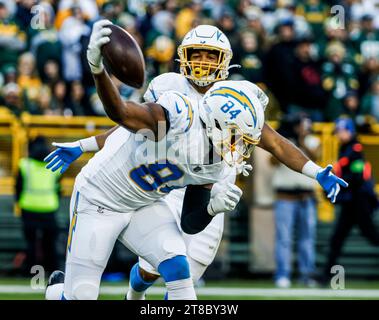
left=178, top=45, right=232, bottom=87
left=207, top=123, right=260, bottom=166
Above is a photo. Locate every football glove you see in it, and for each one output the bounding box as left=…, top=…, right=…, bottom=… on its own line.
left=87, top=19, right=113, bottom=74
left=316, top=164, right=349, bottom=203
left=207, top=182, right=243, bottom=216
left=44, top=137, right=99, bottom=174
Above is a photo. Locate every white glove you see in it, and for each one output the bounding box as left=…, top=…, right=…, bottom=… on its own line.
left=207, top=182, right=243, bottom=216
left=236, top=161, right=253, bottom=177
left=87, top=19, right=113, bottom=74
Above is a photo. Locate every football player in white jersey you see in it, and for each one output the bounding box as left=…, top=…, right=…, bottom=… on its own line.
left=44, top=20, right=270, bottom=300
left=45, top=22, right=348, bottom=300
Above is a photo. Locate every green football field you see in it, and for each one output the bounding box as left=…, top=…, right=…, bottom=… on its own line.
left=1, top=278, right=379, bottom=300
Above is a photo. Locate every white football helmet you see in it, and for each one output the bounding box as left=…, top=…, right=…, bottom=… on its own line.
left=177, top=25, right=233, bottom=87
left=199, top=80, right=265, bottom=165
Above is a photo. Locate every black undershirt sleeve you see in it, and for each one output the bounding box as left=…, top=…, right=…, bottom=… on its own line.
left=180, top=184, right=213, bottom=235
left=162, top=107, right=171, bottom=134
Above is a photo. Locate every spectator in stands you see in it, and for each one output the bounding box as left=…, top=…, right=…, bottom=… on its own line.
left=35, top=85, right=53, bottom=115
left=0, top=0, right=27, bottom=71
left=15, top=0, right=37, bottom=32
left=264, top=17, right=297, bottom=113
left=321, top=41, right=359, bottom=121
left=295, top=0, right=329, bottom=41
left=29, top=2, right=62, bottom=84
left=1, top=64, right=17, bottom=84
left=271, top=113, right=320, bottom=288
left=15, top=136, right=61, bottom=275
left=274, top=0, right=312, bottom=39
left=318, top=18, right=352, bottom=60
left=242, top=6, right=268, bottom=50
left=17, top=52, right=43, bottom=114
left=321, top=117, right=379, bottom=284
left=146, top=35, right=176, bottom=79
left=0, top=0, right=15, bottom=17
left=1, top=82, right=23, bottom=117
left=58, top=4, right=91, bottom=82
left=68, top=80, right=87, bottom=115
left=136, top=1, right=162, bottom=42
left=175, top=0, right=203, bottom=41
left=55, top=0, right=99, bottom=30
left=358, top=55, right=379, bottom=98
left=145, top=1, right=176, bottom=49
left=341, top=90, right=361, bottom=120
left=42, top=60, right=61, bottom=88
left=289, top=35, right=326, bottom=121
left=217, top=8, right=239, bottom=54
left=50, top=80, right=71, bottom=116
left=351, top=14, right=379, bottom=57
left=233, top=30, right=265, bottom=84
left=100, top=0, right=120, bottom=23
left=361, top=76, right=379, bottom=121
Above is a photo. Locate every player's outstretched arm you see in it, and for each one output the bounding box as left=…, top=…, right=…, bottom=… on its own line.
left=87, top=20, right=166, bottom=138
left=44, top=126, right=119, bottom=174
left=258, top=123, right=348, bottom=203
left=181, top=183, right=242, bottom=234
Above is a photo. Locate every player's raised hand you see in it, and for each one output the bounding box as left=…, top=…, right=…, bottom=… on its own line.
left=87, top=19, right=113, bottom=74
left=208, top=182, right=243, bottom=216
left=316, top=164, right=349, bottom=203
left=44, top=142, right=84, bottom=174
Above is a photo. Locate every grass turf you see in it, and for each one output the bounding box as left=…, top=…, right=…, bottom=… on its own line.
left=1, top=278, right=379, bottom=300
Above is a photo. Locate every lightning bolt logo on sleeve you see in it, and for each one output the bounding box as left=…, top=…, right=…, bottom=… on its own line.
left=173, top=93, right=194, bottom=132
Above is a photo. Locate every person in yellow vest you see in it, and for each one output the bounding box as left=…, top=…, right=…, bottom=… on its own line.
left=15, top=136, right=61, bottom=275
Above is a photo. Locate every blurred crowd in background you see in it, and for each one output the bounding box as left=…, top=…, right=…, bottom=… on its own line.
left=1, top=0, right=379, bottom=126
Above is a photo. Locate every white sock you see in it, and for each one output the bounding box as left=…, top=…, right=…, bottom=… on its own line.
left=126, top=286, right=146, bottom=300
left=45, top=283, right=64, bottom=300
left=166, top=278, right=196, bottom=300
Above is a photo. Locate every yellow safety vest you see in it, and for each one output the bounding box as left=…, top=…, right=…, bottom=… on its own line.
left=19, top=158, right=60, bottom=213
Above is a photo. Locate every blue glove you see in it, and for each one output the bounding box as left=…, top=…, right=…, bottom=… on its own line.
left=316, top=164, right=349, bottom=203
left=44, top=142, right=83, bottom=174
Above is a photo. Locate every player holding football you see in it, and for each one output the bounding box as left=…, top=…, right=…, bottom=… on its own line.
left=45, top=21, right=348, bottom=300
left=45, top=18, right=269, bottom=300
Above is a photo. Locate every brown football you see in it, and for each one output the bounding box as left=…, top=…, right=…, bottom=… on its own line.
left=101, top=24, right=145, bottom=88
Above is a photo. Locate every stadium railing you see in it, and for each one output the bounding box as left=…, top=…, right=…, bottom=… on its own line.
left=0, top=113, right=378, bottom=222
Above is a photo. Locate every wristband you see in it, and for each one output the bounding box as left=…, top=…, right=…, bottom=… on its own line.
left=207, top=202, right=216, bottom=217
left=302, top=160, right=322, bottom=179
left=79, top=137, right=100, bottom=152
left=88, top=59, right=104, bottom=75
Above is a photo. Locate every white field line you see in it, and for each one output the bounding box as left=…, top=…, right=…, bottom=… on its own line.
left=1, top=285, right=379, bottom=298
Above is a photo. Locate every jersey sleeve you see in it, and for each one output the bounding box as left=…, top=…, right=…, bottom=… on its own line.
left=143, top=79, right=159, bottom=103
left=156, top=91, right=194, bottom=135
left=143, top=73, right=178, bottom=103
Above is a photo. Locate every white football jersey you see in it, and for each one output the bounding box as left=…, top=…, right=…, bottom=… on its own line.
left=144, top=72, right=210, bottom=203
left=75, top=89, right=234, bottom=212
left=143, top=72, right=204, bottom=105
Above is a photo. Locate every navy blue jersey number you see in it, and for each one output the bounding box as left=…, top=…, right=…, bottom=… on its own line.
left=130, top=162, right=184, bottom=193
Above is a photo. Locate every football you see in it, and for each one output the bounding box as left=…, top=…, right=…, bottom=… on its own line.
left=101, top=24, right=145, bottom=89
